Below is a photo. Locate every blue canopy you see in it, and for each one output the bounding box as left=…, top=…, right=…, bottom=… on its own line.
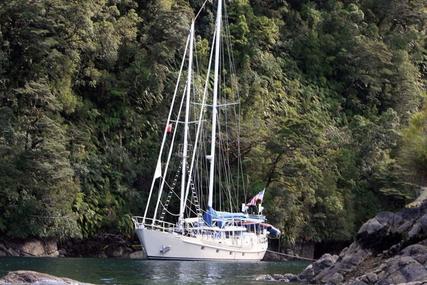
left=203, top=207, right=248, bottom=226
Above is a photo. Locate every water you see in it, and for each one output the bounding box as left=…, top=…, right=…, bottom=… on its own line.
left=0, top=257, right=309, bottom=284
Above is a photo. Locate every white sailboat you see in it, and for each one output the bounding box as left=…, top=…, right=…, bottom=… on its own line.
left=132, top=0, right=280, bottom=261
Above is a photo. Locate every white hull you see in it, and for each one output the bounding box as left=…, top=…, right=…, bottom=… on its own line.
left=136, top=227, right=268, bottom=261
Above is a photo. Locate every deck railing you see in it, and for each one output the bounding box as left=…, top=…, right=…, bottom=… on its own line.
left=131, top=216, right=176, bottom=232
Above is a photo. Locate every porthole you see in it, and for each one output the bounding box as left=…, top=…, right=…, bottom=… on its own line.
left=201, top=246, right=204, bottom=250
left=216, top=249, right=219, bottom=253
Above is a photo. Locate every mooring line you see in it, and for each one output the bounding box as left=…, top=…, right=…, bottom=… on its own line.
left=266, top=250, right=316, bottom=262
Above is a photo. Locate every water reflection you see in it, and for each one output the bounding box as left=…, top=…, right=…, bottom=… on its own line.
left=0, top=257, right=309, bottom=285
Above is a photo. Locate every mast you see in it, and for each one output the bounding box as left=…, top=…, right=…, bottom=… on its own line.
left=208, top=0, right=222, bottom=208
left=179, top=21, right=194, bottom=223
left=143, top=35, right=190, bottom=224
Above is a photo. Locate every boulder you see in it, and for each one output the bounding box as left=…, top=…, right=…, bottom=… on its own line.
left=44, top=239, right=59, bottom=257
left=129, top=250, right=145, bottom=259
left=19, top=240, right=45, bottom=256
left=299, top=253, right=338, bottom=281
left=255, top=274, right=274, bottom=281
left=0, top=270, right=93, bottom=285
left=400, top=244, right=427, bottom=264
left=326, top=272, right=344, bottom=285
left=105, top=245, right=132, bottom=258
left=282, top=273, right=299, bottom=282
left=408, top=213, right=427, bottom=240
left=376, top=256, right=427, bottom=284
left=356, top=212, right=403, bottom=252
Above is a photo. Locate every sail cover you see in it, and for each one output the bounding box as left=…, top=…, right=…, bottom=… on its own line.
left=203, top=207, right=248, bottom=226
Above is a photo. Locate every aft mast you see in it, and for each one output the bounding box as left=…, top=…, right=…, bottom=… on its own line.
left=179, top=21, right=195, bottom=224
left=208, top=0, right=222, bottom=208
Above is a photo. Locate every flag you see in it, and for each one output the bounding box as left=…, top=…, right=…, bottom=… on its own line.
left=247, top=189, right=265, bottom=206
left=154, top=160, right=162, bottom=179
left=166, top=123, right=173, bottom=133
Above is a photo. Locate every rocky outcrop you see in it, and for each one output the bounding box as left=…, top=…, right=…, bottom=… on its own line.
left=0, top=239, right=59, bottom=257
left=0, top=271, right=93, bottom=284
left=59, top=233, right=141, bottom=258
left=0, top=234, right=143, bottom=258
left=264, top=201, right=427, bottom=284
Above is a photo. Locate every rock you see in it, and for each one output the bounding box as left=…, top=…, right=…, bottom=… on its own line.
left=44, top=239, right=59, bottom=256
left=419, top=214, right=427, bottom=233
left=58, top=233, right=134, bottom=258
left=105, top=245, right=131, bottom=258
left=299, top=264, right=315, bottom=281
left=20, top=240, right=45, bottom=256
left=255, top=274, right=273, bottom=281
left=347, top=281, right=368, bottom=285
left=272, top=273, right=284, bottom=279
left=129, top=250, right=145, bottom=259
left=376, top=256, right=427, bottom=284
left=299, top=253, right=338, bottom=281
left=0, top=270, right=94, bottom=284
left=290, top=201, right=427, bottom=285
left=312, top=243, right=370, bottom=284
left=356, top=212, right=403, bottom=252
left=401, top=244, right=427, bottom=264
left=282, top=273, right=299, bottom=282
left=326, top=272, right=344, bottom=285
left=408, top=213, right=427, bottom=239
left=58, top=249, right=67, bottom=257
left=360, top=272, right=378, bottom=283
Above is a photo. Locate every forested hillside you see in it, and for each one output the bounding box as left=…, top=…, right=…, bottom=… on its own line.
left=0, top=0, right=425, bottom=246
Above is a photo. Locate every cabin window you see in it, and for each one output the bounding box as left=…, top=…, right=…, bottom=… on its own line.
left=201, top=246, right=204, bottom=250
left=216, top=249, right=219, bottom=253
left=229, top=251, right=232, bottom=255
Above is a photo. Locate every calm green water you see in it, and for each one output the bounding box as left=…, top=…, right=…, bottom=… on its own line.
left=0, top=257, right=309, bottom=284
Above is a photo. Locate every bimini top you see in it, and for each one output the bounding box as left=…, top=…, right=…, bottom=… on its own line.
left=203, top=207, right=265, bottom=226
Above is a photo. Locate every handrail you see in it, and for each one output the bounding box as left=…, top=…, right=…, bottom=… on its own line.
left=132, top=216, right=176, bottom=232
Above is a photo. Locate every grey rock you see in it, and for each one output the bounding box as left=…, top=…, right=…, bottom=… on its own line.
left=313, top=243, right=370, bottom=284
left=273, top=274, right=285, bottom=280
left=377, top=256, right=427, bottom=284
left=255, top=274, right=274, bottom=281
left=347, top=281, right=368, bottom=285
left=396, top=219, right=414, bottom=235
left=326, top=272, right=344, bottom=285
left=19, top=240, right=46, bottom=256
left=358, top=218, right=385, bottom=236
left=44, top=239, right=58, bottom=256
left=408, top=214, right=427, bottom=239
left=0, top=270, right=93, bottom=284
left=299, top=253, right=338, bottom=281
left=419, top=214, right=427, bottom=232
left=58, top=249, right=67, bottom=257
left=360, top=272, right=378, bottom=283
left=401, top=244, right=427, bottom=264
left=408, top=223, right=422, bottom=239
left=299, top=264, right=315, bottom=281
left=129, top=250, right=145, bottom=259
left=105, top=245, right=131, bottom=258
left=282, top=273, right=299, bottom=282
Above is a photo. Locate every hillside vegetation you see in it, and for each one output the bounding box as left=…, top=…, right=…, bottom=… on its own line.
left=0, top=0, right=425, bottom=246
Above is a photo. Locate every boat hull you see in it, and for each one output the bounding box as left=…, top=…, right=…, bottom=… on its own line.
left=135, top=227, right=267, bottom=261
